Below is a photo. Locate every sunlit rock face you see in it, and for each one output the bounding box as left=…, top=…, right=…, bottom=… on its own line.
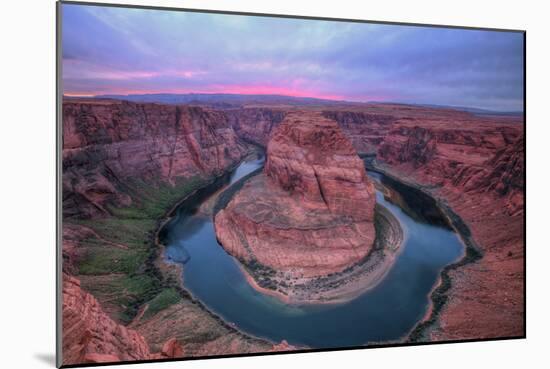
left=215, top=111, right=376, bottom=278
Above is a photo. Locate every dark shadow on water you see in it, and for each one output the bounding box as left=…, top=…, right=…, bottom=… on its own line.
left=34, top=353, right=56, bottom=367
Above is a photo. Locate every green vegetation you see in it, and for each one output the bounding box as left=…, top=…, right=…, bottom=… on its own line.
left=75, top=218, right=153, bottom=275
left=81, top=273, right=159, bottom=323
left=112, top=175, right=207, bottom=220
left=143, top=288, right=181, bottom=319
left=243, top=258, right=279, bottom=290
left=70, top=174, right=209, bottom=324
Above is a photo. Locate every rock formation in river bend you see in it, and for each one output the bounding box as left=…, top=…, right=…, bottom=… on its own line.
left=62, top=98, right=248, bottom=219
left=215, top=111, right=376, bottom=279
left=264, top=112, right=376, bottom=221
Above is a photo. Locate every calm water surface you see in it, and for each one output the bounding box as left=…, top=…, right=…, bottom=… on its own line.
left=161, top=156, right=464, bottom=348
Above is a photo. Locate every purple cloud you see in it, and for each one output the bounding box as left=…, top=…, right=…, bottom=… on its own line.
left=62, top=3, right=524, bottom=111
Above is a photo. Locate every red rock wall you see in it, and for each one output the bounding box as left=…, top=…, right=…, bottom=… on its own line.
left=322, top=110, right=397, bottom=154
left=265, top=112, right=376, bottom=221
left=225, top=107, right=287, bottom=146
left=375, top=116, right=525, bottom=340
left=215, top=111, right=377, bottom=279
left=62, top=274, right=153, bottom=364
left=377, top=119, right=523, bottom=205
left=62, top=274, right=184, bottom=365
left=62, top=99, right=248, bottom=218
left=224, top=107, right=396, bottom=154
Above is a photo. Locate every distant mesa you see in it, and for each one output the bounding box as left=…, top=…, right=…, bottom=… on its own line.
left=93, top=92, right=352, bottom=107
left=87, top=93, right=523, bottom=117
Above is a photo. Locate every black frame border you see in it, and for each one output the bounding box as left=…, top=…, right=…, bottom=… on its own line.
left=56, top=1, right=527, bottom=368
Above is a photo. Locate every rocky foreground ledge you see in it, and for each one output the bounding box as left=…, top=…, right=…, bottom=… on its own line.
left=214, top=111, right=403, bottom=303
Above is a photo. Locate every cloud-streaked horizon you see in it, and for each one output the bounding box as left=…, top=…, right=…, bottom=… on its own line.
left=62, top=4, right=524, bottom=111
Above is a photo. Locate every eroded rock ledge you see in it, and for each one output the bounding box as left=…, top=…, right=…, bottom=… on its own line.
left=214, top=111, right=402, bottom=303
left=62, top=274, right=184, bottom=365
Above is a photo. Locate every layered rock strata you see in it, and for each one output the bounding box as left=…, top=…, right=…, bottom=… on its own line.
left=215, top=112, right=387, bottom=302
left=224, top=106, right=397, bottom=154
left=225, top=107, right=287, bottom=146
left=62, top=274, right=183, bottom=365
left=63, top=98, right=248, bottom=219
left=375, top=117, right=524, bottom=340
left=322, top=110, right=397, bottom=154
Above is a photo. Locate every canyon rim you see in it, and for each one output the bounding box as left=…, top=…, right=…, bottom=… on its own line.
left=59, top=3, right=525, bottom=367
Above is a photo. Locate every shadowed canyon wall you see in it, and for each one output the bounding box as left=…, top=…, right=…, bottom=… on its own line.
left=225, top=107, right=287, bottom=146
left=321, top=110, right=397, bottom=154
left=375, top=112, right=524, bottom=340
left=224, top=106, right=398, bottom=155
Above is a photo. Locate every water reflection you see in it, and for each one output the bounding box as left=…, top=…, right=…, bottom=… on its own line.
left=161, top=158, right=463, bottom=348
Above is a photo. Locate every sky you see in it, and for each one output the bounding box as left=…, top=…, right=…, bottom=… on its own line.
left=62, top=3, right=524, bottom=111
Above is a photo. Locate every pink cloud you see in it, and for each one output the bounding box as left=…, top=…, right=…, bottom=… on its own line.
left=204, top=84, right=346, bottom=101
left=65, top=83, right=349, bottom=102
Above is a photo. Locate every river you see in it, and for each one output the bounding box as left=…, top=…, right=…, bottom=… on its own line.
left=160, top=154, right=464, bottom=348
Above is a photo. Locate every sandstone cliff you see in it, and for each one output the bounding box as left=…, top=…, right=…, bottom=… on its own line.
left=225, top=107, right=287, bottom=146
left=322, top=110, right=396, bottom=154
left=374, top=113, right=524, bottom=341
left=265, top=112, right=376, bottom=221
left=62, top=274, right=183, bottom=365
left=63, top=99, right=248, bottom=219
left=224, top=106, right=397, bottom=154
left=377, top=118, right=523, bottom=209
left=215, top=111, right=377, bottom=284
